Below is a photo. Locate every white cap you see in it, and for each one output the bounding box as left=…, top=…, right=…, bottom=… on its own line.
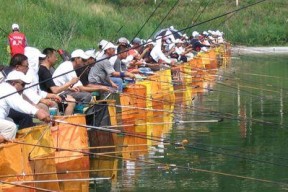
left=192, top=31, right=200, bottom=37
left=175, top=39, right=184, bottom=44
left=117, top=37, right=129, bottom=45
left=102, top=42, right=117, bottom=51
left=132, top=37, right=141, bottom=45
left=85, top=49, right=96, bottom=59
left=98, top=39, right=109, bottom=48
left=203, top=31, right=209, bottom=36
left=24, top=47, right=46, bottom=58
left=71, top=49, right=89, bottom=59
left=12, top=23, right=19, bottom=30
left=146, top=39, right=155, bottom=46
left=6, top=71, right=31, bottom=84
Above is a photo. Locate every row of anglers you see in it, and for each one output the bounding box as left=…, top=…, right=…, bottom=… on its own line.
left=0, top=29, right=227, bottom=144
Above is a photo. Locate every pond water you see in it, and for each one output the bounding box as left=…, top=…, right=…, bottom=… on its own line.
left=93, top=54, right=288, bottom=192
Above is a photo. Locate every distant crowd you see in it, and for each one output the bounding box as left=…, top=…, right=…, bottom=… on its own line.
left=0, top=24, right=226, bottom=144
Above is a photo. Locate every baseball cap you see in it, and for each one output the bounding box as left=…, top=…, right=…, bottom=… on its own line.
left=175, top=39, right=184, bottom=44
left=85, top=49, right=96, bottom=59
left=146, top=39, right=155, bottom=46
left=102, top=42, right=117, bottom=51
left=6, top=71, right=31, bottom=84
left=24, top=47, right=46, bottom=58
left=117, top=37, right=129, bottom=45
left=12, top=23, right=19, bottom=30
left=98, top=40, right=109, bottom=48
left=192, top=31, right=200, bottom=37
left=132, top=37, right=141, bottom=45
left=71, top=49, right=89, bottom=59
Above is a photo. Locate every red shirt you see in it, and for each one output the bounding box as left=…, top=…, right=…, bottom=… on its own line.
left=8, top=32, right=27, bottom=56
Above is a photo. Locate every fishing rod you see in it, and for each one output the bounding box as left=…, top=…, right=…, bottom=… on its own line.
left=52, top=118, right=288, bottom=167
left=120, top=88, right=288, bottom=130
left=191, top=141, right=288, bottom=162
left=19, top=109, right=285, bottom=169
left=82, top=151, right=288, bottom=188
left=14, top=177, right=111, bottom=184
left=0, top=2, right=234, bottom=100
left=0, top=0, right=262, bottom=101
left=59, top=85, right=287, bottom=131
left=0, top=180, right=55, bottom=192
left=182, top=0, right=202, bottom=34
left=0, top=167, right=155, bottom=179
left=174, top=68, right=285, bottom=100
left=3, top=140, right=287, bottom=188
left=193, top=0, right=213, bottom=26
left=130, top=0, right=164, bottom=42
left=15, top=126, right=288, bottom=177
left=0, top=26, right=9, bottom=37
left=238, top=72, right=288, bottom=81
left=148, top=0, right=180, bottom=39
left=182, top=144, right=288, bottom=168
left=216, top=72, right=288, bottom=93
left=13, top=114, right=288, bottom=173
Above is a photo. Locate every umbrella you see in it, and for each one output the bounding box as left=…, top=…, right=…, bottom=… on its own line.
left=153, top=27, right=183, bottom=41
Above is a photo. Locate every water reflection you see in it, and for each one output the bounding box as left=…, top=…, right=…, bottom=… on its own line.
left=113, top=55, right=288, bottom=191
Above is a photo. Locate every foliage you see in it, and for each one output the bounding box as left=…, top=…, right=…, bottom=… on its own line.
left=0, top=0, right=287, bottom=63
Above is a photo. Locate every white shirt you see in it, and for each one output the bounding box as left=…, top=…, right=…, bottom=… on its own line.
left=150, top=37, right=172, bottom=64
left=24, top=47, right=48, bottom=104
left=175, top=46, right=185, bottom=55
left=53, top=61, right=83, bottom=87
left=0, top=82, right=38, bottom=119
left=150, top=46, right=171, bottom=64
left=95, top=50, right=104, bottom=60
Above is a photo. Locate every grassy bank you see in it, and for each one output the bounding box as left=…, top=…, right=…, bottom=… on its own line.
left=0, top=0, right=287, bottom=63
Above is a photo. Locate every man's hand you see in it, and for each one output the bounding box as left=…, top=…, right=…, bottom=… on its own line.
left=47, top=94, right=62, bottom=103
left=69, top=77, right=79, bottom=87
left=127, top=72, right=135, bottom=79
left=35, top=109, right=51, bottom=123
left=40, top=98, right=54, bottom=107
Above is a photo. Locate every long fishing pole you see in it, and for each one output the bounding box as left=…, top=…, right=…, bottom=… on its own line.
left=191, top=141, right=288, bottom=162
left=193, top=0, right=213, bottom=25
left=130, top=0, right=164, bottom=42
left=52, top=119, right=288, bottom=168
left=184, top=1, right=202, bottom=32
left=0, top=180, right=55, bottom=192
left=0, top=167, right=155, bottom=179
left=0, top=0, right=266, bottom=100
left=119, top=88, right=288, bottom=129
left=148, top=0, right=180, bottom=39
left=11, top=115, right=288, bottom=173
left=3, top=141, right=288, bottom=188
left=216, top=72, right=288, bottom=93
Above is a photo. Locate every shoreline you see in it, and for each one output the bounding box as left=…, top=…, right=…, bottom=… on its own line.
left=232, top=46, right=288, bottom=55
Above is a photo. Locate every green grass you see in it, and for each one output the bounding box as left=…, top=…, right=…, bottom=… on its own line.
left=0, top=0, right=287, bottom=64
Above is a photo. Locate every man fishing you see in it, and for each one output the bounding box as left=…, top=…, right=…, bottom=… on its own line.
left=88, top=42, right=135, bottom=93
left=0, top=71, right=50, bottom=144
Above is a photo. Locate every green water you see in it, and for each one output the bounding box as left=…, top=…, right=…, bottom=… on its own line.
left=94, top=55, right=288, bottom=192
